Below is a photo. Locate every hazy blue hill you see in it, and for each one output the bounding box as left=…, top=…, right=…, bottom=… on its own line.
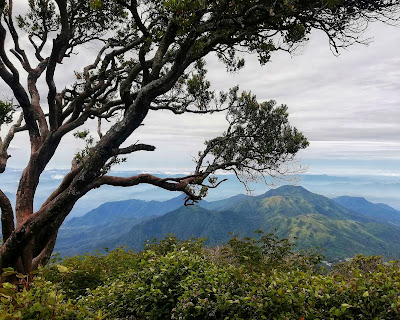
left=112, top=185, right=400, bottom=260
left=56, top=216, right=156, bottom=256
left=65, top=195, right=186, bottom=227
left=55, top=195, right=186, bottom=256
left=376, top=202, right=400, bottom=211
left=332, top=196, right=400, bottom=226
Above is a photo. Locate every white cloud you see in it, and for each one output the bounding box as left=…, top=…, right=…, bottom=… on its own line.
left=300, top=140, right=400, bottom=160
left=51, top=174, right=65, bottom=180
left=0, top=8, right=399, bottom=177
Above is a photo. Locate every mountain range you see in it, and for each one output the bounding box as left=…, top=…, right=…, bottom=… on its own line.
left=55, top=185, right=400, bottom=260
left=2, top=169, right=400, bottom=219
left=56, top=195, right=186, bottom=255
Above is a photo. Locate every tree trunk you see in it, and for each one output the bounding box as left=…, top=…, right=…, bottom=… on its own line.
left=0, top=189, right=77, bottom=274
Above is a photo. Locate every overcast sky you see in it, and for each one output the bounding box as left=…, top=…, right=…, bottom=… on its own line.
left=1, top=5, right=400, bottom=177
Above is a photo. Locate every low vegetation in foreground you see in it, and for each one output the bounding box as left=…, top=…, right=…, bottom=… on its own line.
left=1, top=234, right=400, bottom=320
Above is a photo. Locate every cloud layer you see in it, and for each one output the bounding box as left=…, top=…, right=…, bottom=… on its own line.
left=0, top=8, right=399, bottom=176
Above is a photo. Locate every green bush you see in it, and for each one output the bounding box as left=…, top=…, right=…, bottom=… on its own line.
left=81, top=248, right=212, bottom=319
left=43, top=247, right=138, bottom=300
left=1, top=234, right=399, bottom=320
left=144, top=234, right=205, bottom=256
left=219, top=231, right=323, bottom=273
left=330, top=254, right=388, bottom=278
left=0, top=268, right=99, bottom=319
left=173, top=265, right=400, bottom=319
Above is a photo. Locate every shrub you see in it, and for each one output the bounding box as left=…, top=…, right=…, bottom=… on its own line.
left=0, top=268, right=99, bottom=319
left=330, top=254, right=385, bottom=278
left=80, top=248, right=212, bottom=319
left=217, top=231, right=323, bottom=274
left=173, top=265, right=400, bottom=319
left=43, top=247, right=138, bottom=299
left=144, top=234, right=205, bottom=256
left=2, top=235, right=399, bottom=320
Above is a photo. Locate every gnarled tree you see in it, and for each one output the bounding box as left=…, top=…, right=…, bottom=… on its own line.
left=0, top=0, right=398, bottom=274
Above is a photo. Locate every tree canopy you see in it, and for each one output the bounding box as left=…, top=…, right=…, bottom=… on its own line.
left=0, top=0, right=398, bottom=273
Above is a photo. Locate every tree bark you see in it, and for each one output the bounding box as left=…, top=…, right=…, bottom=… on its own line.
left=0, top=190, right=14, bottom=242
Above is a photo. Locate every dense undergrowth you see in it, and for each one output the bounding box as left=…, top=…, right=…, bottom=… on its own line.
left=1, top=233, right=400, bottom=319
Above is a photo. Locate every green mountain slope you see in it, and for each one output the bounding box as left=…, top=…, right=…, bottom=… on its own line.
left=111, top=205, right=261, bottom=250
left=114, top=186, right=400, bottom=260
left=332, top=196, right=400, bottom=226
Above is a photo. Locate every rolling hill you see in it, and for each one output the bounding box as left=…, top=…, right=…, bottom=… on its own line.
left=332, top=196, right=400, bottom=226
left=110, top=186, right=400, bottom=260
left=54, top=185, right=400, bottom=260
left=65, top=194, right=186, bottom=227
left=55, top=195, right=186, bottom=256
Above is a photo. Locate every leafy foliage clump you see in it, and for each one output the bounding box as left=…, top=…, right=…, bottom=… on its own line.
left=42, top=248, right=138, bottom=300
left=1, top=234, right=400, bottom=319
left=0, top=100, right=15, bottom=126
left=0, top=268, right=99, bottom=319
